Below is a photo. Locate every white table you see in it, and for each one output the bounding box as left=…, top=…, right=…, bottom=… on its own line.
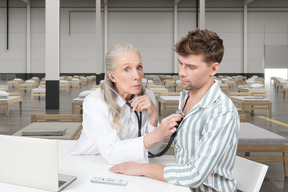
left=0, top=140, right=190, bottom=192
left=0, top=96, right=22, bottom=117
left=158, top=95, right=179, bottom=116
left=230, top=96, right=272, bottom=117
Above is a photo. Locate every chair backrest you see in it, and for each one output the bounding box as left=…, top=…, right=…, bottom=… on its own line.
left=232, top=156, right=268, bottom=192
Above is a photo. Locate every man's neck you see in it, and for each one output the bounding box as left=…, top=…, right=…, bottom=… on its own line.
left=185, top=79, right=215, bottom=113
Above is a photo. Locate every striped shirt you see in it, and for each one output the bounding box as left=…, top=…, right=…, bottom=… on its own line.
left=164, top=81, right=239, bottom=192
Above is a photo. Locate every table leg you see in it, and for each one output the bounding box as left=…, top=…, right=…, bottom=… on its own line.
left=284, top=145, right=288, bottom=177
left=19, top=101, right=22, bottom=113
left=241, top=103, right=245, bottom=114
left=6, top=103, right=9, bottom=117
left=72, top=103, right=75, bottom=114
left=158, top=101, right=161, bottom=115
left=268, top=103, right=272, bottom=117
left=251, top=105, right=254, bottom=116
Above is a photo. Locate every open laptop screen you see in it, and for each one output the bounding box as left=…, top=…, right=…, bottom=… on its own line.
left=0, top=135, right=76, bottom=192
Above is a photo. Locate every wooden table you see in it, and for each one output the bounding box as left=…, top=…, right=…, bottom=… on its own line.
left=238, top=88, right=268, bottom=98
left=7, top=80, right=22, bottom=88
left=0, top=85, right=8, bottom=92
left=149, top=87, right=169, bottom=96
left=158, top=95, right=179, bottom=116
left=0, top=95, right=22, bottom=117
left=60, top=83, right=71, bottom=93
left=31, top=88, right=46, bottom=100
left=72, top=97, right=84, bottom=114
left=238, top=122, right=288, bottom=177
left=230, top=96, right=272, bottom=117
left=71, top=80, right=81, bottom=88
left=220, top=84, right=229, bottom=92
left=13, top=122, right=82, bottom=140
left=283, top=85, right=288, bottom=98
left=19, top=83, right=38, bottom=92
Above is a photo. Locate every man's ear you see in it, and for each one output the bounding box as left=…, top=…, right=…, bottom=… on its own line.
left=210, top=62, right=220, bottom=76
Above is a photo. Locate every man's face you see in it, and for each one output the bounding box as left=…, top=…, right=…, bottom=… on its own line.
left=178, top=54, right=219, bottom=91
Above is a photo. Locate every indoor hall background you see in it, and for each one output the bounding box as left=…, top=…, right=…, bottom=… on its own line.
left=0, top=0, right=288, bottom=76
left=0, top=0, right=288, bottom=191
left=0, top=79, right=288, bottom=191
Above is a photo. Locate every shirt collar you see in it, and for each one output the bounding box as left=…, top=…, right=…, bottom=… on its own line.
left=181, top=80, right=221, bottom=113
left=116, top=94, right=136, bottom=108
left=197, top=80, right=221, bottom=109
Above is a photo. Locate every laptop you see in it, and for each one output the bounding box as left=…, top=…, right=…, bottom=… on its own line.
left=0, top=135, right=76, bottom=191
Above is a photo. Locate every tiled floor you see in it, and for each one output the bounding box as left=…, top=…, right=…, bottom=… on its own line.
left=0, top=79, right=288, bottom=191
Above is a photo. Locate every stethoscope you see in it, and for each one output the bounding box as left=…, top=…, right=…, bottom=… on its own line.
left=106, top=77, right=187, bottom=158
left=148, top=98, right=187, bottom=158
left=125, top=101, right=142, bottom=137
left=106, top=77, right=147, bottom=139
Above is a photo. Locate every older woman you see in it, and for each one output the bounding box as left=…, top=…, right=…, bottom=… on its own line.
left=70, top=43, right=181, bottom=164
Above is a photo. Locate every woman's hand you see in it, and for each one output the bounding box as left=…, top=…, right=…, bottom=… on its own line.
left=144, top=113, right=183, bottom=149
left=131, top=95, right=158, bottom=126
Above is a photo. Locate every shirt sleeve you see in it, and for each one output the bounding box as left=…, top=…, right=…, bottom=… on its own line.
left=143, top=89, right=163, bottom=153
left=163, top=107, right=239, bottom=187
left=81, top=92, right=149, bottom=164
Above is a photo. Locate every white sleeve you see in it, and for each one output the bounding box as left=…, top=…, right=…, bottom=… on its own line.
left=81, top=93, right=149, bottom=164
left=143, top=89, right=163, bottom=154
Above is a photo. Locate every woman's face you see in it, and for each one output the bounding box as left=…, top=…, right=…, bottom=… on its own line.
left=110, top=51, right=144, bottom=101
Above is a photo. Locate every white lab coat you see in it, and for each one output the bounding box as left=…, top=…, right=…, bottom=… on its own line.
left=70, top=88, right=162, bottom=164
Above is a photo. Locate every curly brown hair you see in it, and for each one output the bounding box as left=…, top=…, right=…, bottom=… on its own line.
left=174, top=29, right=224, bottom=65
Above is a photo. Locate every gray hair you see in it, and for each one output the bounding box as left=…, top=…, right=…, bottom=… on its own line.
left=100, top=43, right=142, bottom=131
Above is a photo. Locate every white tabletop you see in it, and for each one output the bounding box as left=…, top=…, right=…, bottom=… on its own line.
left=73, top=97, right=84, bottom=102
left=0, top=140, right=190, bottom=192
left=230, top=96, right=270, bottom=102
left=0, top=96, right=20, bottom=102
left=159, top=96, right=180, bottom=101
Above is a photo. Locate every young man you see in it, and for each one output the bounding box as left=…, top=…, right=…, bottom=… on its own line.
left=110, top=29, right=240, bottom=191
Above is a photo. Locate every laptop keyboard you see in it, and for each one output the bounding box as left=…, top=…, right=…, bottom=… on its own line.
left=59, top=180, right=66, bottom=187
